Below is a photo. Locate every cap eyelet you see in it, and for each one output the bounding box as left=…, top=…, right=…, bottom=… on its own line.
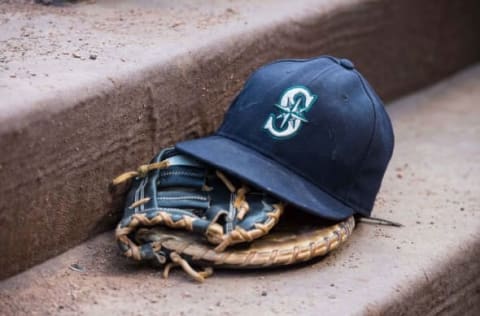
left=339, top=58, right=355, bottom=70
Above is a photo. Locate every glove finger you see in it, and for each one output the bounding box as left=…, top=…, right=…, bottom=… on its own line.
left=236, top=193, right=277, bottom=230
left=157, top=191, right=210, bottom=210
left=157, top=165, right=206, bottom=189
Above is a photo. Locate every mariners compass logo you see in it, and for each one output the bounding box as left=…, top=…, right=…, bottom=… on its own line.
left=263, top=86, right=318, bottom=139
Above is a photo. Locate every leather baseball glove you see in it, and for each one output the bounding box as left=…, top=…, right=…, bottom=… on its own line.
left=112, top=147, right=355, bottom=282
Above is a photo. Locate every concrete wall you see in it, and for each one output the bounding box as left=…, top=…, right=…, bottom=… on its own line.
left=0, top=0, right=479, bottom=279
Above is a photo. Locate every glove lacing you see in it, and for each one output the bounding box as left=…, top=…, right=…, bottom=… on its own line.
left=112, top=158, right=283, bottom=282
left=112, top=160, right=170, bottom=185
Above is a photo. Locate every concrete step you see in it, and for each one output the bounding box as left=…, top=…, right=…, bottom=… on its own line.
left=1, top=0, right=480, bottom=280
left=1, top=65, right=479, bottom=315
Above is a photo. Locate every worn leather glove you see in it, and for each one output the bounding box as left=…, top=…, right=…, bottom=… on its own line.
left=112, top=147, right=355, bottom=282
left=113, top=147, right=284, bottom=255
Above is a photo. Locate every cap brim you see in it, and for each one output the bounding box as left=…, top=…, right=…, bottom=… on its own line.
left=176, top=135, right=354, bottom=220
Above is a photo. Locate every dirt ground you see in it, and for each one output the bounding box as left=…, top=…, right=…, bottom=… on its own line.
left=0, top=0, right=246, bottom=104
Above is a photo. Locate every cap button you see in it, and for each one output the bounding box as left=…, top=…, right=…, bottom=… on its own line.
left=339, top=58, right=355, bottom=70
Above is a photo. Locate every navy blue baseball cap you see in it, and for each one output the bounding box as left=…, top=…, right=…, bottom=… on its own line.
left=176, top=56, right=394, bottom=220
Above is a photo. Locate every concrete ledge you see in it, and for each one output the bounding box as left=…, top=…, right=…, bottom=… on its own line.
left=1, top=65, right=479, bottom=314
left=1, top=0, right=479, bottom=279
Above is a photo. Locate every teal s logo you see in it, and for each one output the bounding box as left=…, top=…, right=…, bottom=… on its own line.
left=263, top=86, right=318, bottom=139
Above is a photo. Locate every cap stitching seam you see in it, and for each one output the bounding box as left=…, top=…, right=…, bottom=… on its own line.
left=345, top=71, right=378, bottom=213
